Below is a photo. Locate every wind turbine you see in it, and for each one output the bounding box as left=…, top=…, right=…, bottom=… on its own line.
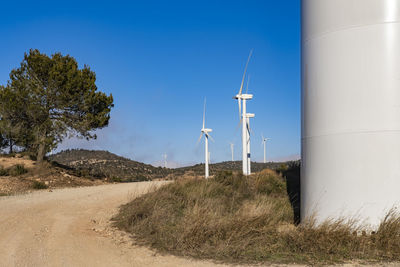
left=162, top=153, right=167, bottom=168
left=197, top=98, right=213, bottom=179
left=234, top=50, right=255, bottom=175
left=261, top=135, right=271, bottom=164
left=229, top=143, right=234, bottom=161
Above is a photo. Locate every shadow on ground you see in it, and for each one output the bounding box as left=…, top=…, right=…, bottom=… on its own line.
left=282, top=161, right=300, bottom=224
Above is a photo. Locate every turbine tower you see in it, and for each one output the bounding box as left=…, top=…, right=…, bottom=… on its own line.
left=261, top=135, right=271, bottom=164
left=245, top=113, right=255, bottom=173
left=234, top=51, right=255, bottom=175
left=197, top=98, right=213, bottom=179
left=229, top=143, right=234, bottom=161
left=302, top=0, right=400, bottom=227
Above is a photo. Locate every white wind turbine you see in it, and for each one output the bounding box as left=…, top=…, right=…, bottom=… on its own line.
left=197, top=99, right=213, bottom=179
left=162, top=153, right=167, bottom=168
left=234, top=50, right=255, bottom=175
left=229, top=143, right=234, bottom=161
left=261, top=135, right=271, bottom=164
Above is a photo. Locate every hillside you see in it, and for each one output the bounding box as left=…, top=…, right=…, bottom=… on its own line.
left=174, top=160, right=289, bottom=177
left=49, top=149, right=173, bottom=182
left=50, top=149, right=298, bottom=182
left=0, top=155, right=104, bottom=195
left=179, top=161, right=285, bottom=175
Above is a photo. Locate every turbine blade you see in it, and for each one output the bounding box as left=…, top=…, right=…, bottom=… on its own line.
left=238, top=49, right=253, bottom=95
left=208, top=134, right=215, bottom=142
left=203, top=98, right=206, bottom=129
left=238, top=99, right=242, bottom=122
left=197, top=132, right=203, bottom=145
left=236, top=118, right=242, bottom=131
left=246, top=75, right=250, bottom=94
left=247, top=119, right=253, bottom=135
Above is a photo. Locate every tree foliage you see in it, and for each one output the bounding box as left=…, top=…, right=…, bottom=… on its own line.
left=0, top=49, right=114, bottom=162
left=0, top=84, right=34, bottom=153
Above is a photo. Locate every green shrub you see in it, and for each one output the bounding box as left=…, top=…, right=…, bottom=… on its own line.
left=0, top=167, right=9, bottom=176
left=253, top=172, right=286, bottom=195
left=32, top=181, right=48, bottom=189
left=110, top=176, right=123, bottom=183
left=9, top=164, right=28, bottom=176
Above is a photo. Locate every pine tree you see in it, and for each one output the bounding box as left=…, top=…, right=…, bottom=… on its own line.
left=1, top=49, right=114, bottom=162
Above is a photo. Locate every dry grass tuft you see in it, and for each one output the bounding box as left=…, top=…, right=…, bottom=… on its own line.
left=113, top=171, right=400, bottom=264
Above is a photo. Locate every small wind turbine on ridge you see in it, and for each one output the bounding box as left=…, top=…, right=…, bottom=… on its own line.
left=261, top=135, right=271, bottom=164
left=229, top=142, right=234, bottom=161
left=197, top=98, right=213, bottom=179
left=162, top=153, right=167, bottom=168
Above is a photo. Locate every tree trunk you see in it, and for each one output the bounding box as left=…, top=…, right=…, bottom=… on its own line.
left=9, top=131, right=13, bottom=154
left=36, top=132, right=46, bottom=164
left=9, top=140, right=13, bottom=154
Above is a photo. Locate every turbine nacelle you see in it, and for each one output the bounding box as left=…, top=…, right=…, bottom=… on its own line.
left=234, top=93, right=253, bottom=100
left=201, top=128, right=213, bottom=134
left=245, top=113, right=255, bottom=118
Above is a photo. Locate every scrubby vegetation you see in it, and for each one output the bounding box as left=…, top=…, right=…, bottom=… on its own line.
left=9, top=164, right=28, bottom=176
left=50, top=149, right=171, bottom=181
left=173, top=160, right=294, bottom=177
left=0, top=164, right=28, bottom=176
left=50, top=149, right=298, bottom=181
left=0, top=167, right=8, bottom=176
left=0, top=156, right=105, bottom=195
left=32, top=180, right=48, bottom=190
left=113, top=170, right=400, bottom=265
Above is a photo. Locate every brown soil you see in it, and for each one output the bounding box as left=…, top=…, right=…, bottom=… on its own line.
left=0, top=181, right=231, bottom=266
left=0, top=156, right=105, bottom=195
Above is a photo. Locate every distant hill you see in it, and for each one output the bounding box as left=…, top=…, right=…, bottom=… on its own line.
left=49, top=149, right=173, bottom=182
left=50, top=149, right=297, bottom=181
left=174, top=161, right=290, bottom=176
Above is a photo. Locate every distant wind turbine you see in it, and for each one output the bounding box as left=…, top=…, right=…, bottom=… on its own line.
left=162, top=153, right=167, bottom=168
left=261, top=135, right=271, bottom=164
left=197, top=98, right=213, bottom=179
left=234, top=50, right=255, bottom=175
left=229, top=143, right=234, bottom=161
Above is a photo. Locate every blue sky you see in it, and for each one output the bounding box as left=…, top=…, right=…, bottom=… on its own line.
left=0, top=0, right=300, bottom=167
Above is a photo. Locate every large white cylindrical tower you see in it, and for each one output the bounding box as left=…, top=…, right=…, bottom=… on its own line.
left=302, top=0, right=400, bottom=227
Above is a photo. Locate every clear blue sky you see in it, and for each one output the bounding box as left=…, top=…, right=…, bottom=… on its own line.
left=0, top=0, right=300, bottom=167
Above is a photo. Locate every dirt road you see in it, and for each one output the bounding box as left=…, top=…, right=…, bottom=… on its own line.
left=1, top=182, right=398, bottom=267
left=0, top=182, right=228, bottom=267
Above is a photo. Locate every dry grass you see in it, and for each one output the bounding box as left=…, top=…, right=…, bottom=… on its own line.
left=113, top=170, right=400, bottom=265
